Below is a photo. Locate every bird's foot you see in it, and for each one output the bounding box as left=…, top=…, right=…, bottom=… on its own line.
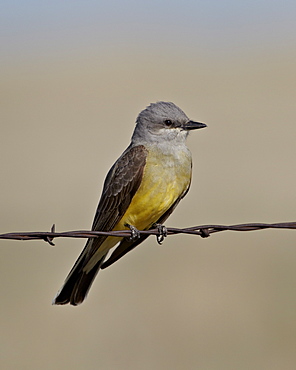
left=125, top=223, right=141, bottom=241
left=153, top=223, right=167, bottom=245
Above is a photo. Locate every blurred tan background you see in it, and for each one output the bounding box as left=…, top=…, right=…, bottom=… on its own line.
left=1, top=1, right=296, bottom=369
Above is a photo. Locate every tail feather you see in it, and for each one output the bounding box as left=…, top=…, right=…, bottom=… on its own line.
left=53, top=239, right=108, bottom=306
left=53, top=256, right=107, bottom=306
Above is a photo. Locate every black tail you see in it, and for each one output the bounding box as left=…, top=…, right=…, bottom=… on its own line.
left=53, top=239, right=107, bottom=306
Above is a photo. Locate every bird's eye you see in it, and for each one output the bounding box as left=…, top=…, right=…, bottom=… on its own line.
left=164, top=119, right=173, bottom=127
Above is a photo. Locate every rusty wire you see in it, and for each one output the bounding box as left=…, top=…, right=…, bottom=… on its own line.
left=0, top=221, right=296, bottom=246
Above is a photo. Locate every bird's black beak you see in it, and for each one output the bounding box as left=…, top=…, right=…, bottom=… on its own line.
left=183, top=120, right=207, bottom=130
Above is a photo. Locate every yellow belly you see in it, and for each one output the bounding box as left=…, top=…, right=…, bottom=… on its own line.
left=115, top=147, right=192, bottom=231
left=85, top=146, right=192, bottom=270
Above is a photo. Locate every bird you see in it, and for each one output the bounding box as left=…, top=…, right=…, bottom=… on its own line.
left=53, top=101, right=207, bottom=305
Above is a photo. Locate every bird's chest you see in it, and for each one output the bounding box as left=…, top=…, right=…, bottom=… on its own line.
left=121, top=148, right=192, bottom=229
left=143, top=149, right=192, bottom=196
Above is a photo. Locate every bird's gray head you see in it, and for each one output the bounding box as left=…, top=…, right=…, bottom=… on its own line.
left=131, top=102, right=206, bottom=145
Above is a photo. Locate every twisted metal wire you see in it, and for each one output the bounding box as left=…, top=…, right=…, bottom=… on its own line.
left=1, top=221, right=296, bottom=246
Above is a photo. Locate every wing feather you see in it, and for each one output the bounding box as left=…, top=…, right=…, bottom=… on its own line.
left=91, top=144, right=148, bottom=233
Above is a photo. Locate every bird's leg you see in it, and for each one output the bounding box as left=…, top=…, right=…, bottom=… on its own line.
left=153, top=223, right=167, bottom=245
left=125, top=223, right=141, bottom=241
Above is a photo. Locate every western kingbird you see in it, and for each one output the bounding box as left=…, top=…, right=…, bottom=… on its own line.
left=53, top=101, right=206, bottom=305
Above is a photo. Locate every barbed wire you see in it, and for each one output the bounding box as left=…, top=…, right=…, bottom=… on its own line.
left=0, top=221, right=296, bottom=246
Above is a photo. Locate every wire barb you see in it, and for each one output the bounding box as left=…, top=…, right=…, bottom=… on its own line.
left=199, top=228, right=210, bottom=238
left=43, top=224, right=56, bottom=246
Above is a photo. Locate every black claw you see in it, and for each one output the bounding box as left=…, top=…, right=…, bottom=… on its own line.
left=153, top=223, right=167, bottom=245
left=125, top=223, right=141, bottom=241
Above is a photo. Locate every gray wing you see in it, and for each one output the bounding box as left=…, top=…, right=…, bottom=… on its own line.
left=53, top=144, right=148, bottom=305
left=92, top=144, right=148, bottom=231
left=84, top=144, right=148, bottom=258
